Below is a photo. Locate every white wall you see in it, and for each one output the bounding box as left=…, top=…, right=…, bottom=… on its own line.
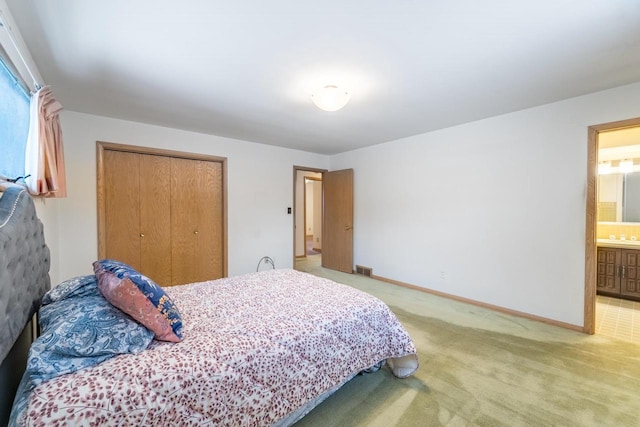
left=330, top=82, right=640, bottom=328
left=305, top=181, right=314, bottom=235
left=312, top=180, right=322, bottom=250
left=52, top=112, right=328, bottom=281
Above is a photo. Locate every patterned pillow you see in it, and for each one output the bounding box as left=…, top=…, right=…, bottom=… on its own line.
left=93, top=259, right=184, bottom=342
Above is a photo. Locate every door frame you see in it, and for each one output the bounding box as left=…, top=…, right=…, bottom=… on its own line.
left=293, top=166, right=327, bottom=266
left=97, top=141, right=229, bottom=278
left=585, top=117, right=640, bottom=334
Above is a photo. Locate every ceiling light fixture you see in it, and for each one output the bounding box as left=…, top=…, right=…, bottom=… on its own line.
left=311, top=85, right=350, bottom=112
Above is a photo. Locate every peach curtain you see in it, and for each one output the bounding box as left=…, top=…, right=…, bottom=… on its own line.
left=24, top=86, right=67, bottom=197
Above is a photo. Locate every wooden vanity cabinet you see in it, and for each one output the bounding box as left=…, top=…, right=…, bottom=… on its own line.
left=621, top=250, right=640, bottom=299
left=597, top=247, right=620, bottom=294
left=597, top=247, right=640, bottom=300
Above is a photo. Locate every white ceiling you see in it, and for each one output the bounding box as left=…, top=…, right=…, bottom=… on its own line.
left=599, top=127, right=640, bottom=162
left=600, top=127, right=640, bottom=150
left=6, top=1, right=640, bottom=155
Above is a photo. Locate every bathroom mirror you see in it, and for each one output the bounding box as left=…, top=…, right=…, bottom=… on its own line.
left=598, top=126, right=640, bottom=223
left=598, top=171, right=640, bottom=223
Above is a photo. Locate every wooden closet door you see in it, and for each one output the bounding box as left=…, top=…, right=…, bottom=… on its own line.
left=99, top=142, right=227, bottom=287
left=170, top=157, right=224, bottom=285
left=196, top=159, right=224, bottom=281
left=139, top=154, right=172, bottom=286
left=170, top=157, right=199, bottom=286
left=103, top=150, right=141, bottom=269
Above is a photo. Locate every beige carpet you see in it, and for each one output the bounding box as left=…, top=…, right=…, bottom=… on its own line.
left=294, top=255, right=640, bottom=427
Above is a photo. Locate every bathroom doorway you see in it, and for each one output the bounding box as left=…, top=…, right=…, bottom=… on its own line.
left=293, top=167, right=325, bottom=268
left=587, top=117, right=640, bottom=340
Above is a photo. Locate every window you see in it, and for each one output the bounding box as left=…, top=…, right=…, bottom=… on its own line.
left=0, top=56, right=30, bottom=180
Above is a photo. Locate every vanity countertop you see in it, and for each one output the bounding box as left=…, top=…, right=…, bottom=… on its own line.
left=597, top=238, right=640, bottom=249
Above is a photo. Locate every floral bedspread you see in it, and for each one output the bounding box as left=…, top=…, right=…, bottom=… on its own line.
left=17, top=269, right=418, bottom=426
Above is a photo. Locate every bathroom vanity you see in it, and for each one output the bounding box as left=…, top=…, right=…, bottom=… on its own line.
left=596, top=239, right=640, bottom=300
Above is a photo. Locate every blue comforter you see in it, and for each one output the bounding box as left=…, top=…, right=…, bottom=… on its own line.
left=9, top=275, right=154, bottom=426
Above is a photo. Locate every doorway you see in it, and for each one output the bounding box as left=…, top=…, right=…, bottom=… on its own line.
left=294, top=167, right=326, bottom=269
left=293, top=166, right=355, bottom=273
left=586, top=117, right=640, bottom=338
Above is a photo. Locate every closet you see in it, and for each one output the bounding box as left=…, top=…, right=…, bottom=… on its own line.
left=97, top=142, right=226, bottom=286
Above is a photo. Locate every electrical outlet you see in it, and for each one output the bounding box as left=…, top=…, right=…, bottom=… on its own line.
left=440, top=271, right=446, bottom=280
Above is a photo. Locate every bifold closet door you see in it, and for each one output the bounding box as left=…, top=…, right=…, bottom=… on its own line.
left=139, top=154, right=172, bottom=286
left=104, top=151, right=172, bottom=286
left=170, top=157, right=224, bottom=286
left=101, top=146, right=225, bottom=287
left=103, top=150, right=142, bottom=270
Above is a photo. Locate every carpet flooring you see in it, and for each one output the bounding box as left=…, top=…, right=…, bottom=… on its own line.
left=294, top=255, right=640, bottom=427
left=306, top=236, right=320, bottom=255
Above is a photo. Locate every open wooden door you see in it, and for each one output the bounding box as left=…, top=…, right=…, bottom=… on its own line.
left=322, top=168, right=353, bottom=273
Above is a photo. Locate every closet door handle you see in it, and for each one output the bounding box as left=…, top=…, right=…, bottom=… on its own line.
left=622, top=265, right=626, bottom=278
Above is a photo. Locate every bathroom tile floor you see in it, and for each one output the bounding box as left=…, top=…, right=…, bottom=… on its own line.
left=596, top=295, right=640, bottom=343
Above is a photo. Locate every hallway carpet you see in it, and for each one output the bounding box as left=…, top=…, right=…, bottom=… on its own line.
left=294, top=255, right=640, bottom=427
left=306, top=236, right=320, bottom=255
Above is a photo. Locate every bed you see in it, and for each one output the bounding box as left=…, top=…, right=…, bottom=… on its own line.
left=0, top=187, right=419, bottom=426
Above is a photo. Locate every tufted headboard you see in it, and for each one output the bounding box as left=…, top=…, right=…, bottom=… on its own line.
left=0, top=187, right=50, bottom=363
left=0, top=188, right=50, bottom=424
